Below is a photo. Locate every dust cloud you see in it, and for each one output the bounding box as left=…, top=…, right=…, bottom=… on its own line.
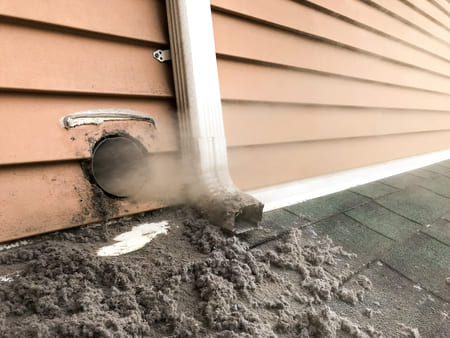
left=91, top=136, right=245, bottom=208
left=91, top=136, right=191, bottom=204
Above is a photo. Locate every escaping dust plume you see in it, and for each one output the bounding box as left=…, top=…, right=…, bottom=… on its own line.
left=91, top=134, right=250, bottom=210
left=91, top=136, right=198, bottom=204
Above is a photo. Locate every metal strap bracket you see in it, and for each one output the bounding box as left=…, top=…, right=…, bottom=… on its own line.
left=153, top=49, right=172, bottom=63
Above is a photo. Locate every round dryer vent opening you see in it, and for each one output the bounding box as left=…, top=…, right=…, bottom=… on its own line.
left=91, top=135, right=148, bottom=198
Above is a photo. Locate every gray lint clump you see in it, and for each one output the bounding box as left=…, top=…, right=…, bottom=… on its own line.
left=0, top=210, right=384, bottom=337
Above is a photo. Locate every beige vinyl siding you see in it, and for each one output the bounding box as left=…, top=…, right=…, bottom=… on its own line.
left=212, top=11, right=450, bottom=94
left=366, top=0, right=450, bottom=43
left=403, top=0, right=450, bottom=30
left=1, top=94, right=178, bottom=165
left=211, top=0, right=450, bottom=190
left=0, top=0, right=168, bottom=43
left=430, top=0, right=450, bottom=17
left=229, top=131, right=450, bottom=190
left=0, top=1, right=176, bottom=241
left=0, top=23, right=173, bottom=96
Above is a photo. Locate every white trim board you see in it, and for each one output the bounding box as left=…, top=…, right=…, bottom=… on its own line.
left=247, top=148, right=450, bottom=212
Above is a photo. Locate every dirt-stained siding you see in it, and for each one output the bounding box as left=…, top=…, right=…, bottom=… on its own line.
left=0, top=1, right=176, bottom=242
left=211, top=0, right=450, bottom=189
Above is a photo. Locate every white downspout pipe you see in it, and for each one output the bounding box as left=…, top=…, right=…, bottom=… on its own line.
left=165, top=0, right=263, bottom=232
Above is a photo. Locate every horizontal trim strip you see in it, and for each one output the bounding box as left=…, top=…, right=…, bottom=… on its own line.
left=248, top=148, right=450, bottom=211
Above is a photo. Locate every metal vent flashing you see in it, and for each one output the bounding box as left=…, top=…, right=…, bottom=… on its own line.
left=165, top=0, right=263, bottom=232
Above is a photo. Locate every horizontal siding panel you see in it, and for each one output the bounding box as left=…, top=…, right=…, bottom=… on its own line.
left=217, top=59, right=450, bottom=110
left=229, top=130, right=450, bottom=190
left=366, top=0, right=450, bottom=42
left=0, top=23, right=173, bottom=96
left=0, top=0, right=168, bottom=44
left=212, top=11, right=450, bottom=94
left=0, top=1, right=175, bottom=241
left=304, top=0, right=450, bottom=60
left=0, top=153, right=179, bottom=242
left=0, top=94, right=178, bottom=165
left=211, top=0, right=450, bottom=77
left=223, top=102, right=450, bottom=146
left=404, top=0, right=450, bottom=30
left=431, top=0, right=450, bottom=15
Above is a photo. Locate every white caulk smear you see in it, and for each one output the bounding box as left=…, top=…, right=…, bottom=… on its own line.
left=97, top=221, right=169, bottom=257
